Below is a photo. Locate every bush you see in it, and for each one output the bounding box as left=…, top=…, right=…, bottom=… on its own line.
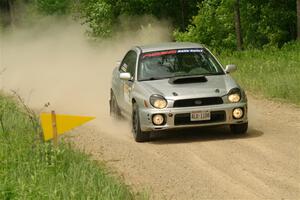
left=75, top=0, right=114, bottom=38
left=174, top=0, right=236, bottom=52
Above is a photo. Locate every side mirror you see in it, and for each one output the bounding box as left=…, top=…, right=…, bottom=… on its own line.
left=120, top=72, right=131, bottom=81
left=225, top=64, right=237, bottom=73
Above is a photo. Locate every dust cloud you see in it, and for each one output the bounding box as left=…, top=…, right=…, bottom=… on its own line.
left=0, top=18, right=171, bottom=135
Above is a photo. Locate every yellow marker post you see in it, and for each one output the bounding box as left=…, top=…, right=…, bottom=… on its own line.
left=40, top=112, right=95, bottom=141
left=51, top=111, right=58, bottom=146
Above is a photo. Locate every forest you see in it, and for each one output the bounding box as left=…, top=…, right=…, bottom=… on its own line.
left=1, top=0, right=300, bottom=51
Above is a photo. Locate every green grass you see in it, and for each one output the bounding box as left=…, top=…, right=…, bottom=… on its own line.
left=220, top=41, right=300, bottom=105
left=0, top=94, right=142, bottom=200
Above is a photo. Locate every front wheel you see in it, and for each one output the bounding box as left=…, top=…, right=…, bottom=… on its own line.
left=230, top=122, right=248, bottom=134
left=132, top=103, right=150, bottom=142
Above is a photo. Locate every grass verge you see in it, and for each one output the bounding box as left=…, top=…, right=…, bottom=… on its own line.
left=0, top=94, right=140, bottom=199
left=220, top=41, right=300, bottom=105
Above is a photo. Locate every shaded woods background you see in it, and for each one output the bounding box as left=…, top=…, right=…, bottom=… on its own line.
left=0, top=0, right=300, bottom=51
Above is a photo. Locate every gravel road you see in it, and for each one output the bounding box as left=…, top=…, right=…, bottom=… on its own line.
left=72, top=95, right=300, bottom=200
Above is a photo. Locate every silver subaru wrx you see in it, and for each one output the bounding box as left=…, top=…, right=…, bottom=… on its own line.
left=110, top=42, right=248, bottom=142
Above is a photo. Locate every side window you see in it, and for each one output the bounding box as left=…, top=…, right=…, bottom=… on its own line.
left=119, top=50, right=137, bottom=77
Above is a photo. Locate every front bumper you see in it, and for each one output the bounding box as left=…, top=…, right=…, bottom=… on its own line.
left=139, top=102, right=248, bottom=132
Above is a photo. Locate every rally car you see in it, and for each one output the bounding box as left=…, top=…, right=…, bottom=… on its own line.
left=110, top=42, right=248, bottom=142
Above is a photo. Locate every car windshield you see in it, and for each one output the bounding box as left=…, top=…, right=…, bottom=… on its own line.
left=138, top=48, right=225, bottom=81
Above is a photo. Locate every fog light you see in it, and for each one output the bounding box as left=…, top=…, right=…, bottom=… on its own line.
left=152, top=114, right=165, bottom=125
left=233, top=108, right=244, bottom=119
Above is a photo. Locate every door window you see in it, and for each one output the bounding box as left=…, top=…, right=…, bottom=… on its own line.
left=119, top=50, right=137, bottom=77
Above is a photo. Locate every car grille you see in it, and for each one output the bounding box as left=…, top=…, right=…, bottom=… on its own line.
left=174, top=111, right=226, bottom=126
left=173, top=97, right=223, bottom=107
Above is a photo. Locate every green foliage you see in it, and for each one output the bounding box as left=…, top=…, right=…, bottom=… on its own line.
left=101, top=0, right=199, bottom=30
left=174, top=0, right=236, bottom=52
left=175, top=0, right=297, bottom=50
left=220, top=41, right=300, bottom=104
left=73, top=0, right=199, bottom=38
left=35, top=0, right=72, bottom=15
left=4, top=0, right=296, bottom=49
left=145, top=0, right=199, bottom=31
left=75, top=0, right=114, bottom=38
left=240, top=0, right=296, bottom=48
left=0, top=94, right=139, bottom=199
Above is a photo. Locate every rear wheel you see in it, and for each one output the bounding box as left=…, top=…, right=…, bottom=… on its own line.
left=132, top=103, right=150, bottom=142
left=110, top=90, right=121, bottom=119
left=230, top=122, right=248, bottom=134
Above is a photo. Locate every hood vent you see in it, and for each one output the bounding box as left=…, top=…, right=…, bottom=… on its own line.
left=169, top=75, right=207, bottom=84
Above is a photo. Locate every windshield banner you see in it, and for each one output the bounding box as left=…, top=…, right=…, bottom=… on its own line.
left=143, top=49, right=203, bottom=58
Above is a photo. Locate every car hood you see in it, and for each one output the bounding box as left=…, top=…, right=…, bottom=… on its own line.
left=138, top=75, right=238, bottom=99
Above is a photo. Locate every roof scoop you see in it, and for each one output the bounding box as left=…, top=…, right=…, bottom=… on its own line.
left=168, top=75, right=207, bottom=84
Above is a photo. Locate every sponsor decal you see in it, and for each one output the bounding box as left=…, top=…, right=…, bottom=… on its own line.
left=143, top=49, right=203, bottom=58
left=177, top=49, right=203, bottom=53
left=143, top=50, right=177, bottom=58
left=121, top=63, right=128, bottom=72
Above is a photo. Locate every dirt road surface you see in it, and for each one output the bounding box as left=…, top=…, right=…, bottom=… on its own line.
left=1, top=23, right=299, bottom=200
left=72, top=95, right=300, bottom=200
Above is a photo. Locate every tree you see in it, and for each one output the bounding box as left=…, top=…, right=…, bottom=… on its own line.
left=180, top=0, right=186, bottom=30
left=75, top=0, right=114, bottom=38
left=234, top=0, right=243, bottom=50
left=111, top=0, right=199, bottom=31
left=174, top=0, right=297, bottom=50
left=174, top=0, right=236, bottom=51
left=297, top=0, right=300, bottom=40
left=0, top=0, right=15, bottom=26
left=36, top=0, right=71, bottom=15
left=240, top=0, right=297, bottom=47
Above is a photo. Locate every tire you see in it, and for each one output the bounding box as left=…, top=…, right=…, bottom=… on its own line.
left=230, top=122, right=248, bottom=134
left=110, top=90, right=122, bottom=119
left=132, top=103, right=150, bottom=142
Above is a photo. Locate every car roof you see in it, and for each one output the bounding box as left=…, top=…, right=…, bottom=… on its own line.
left=136, top=42, right=205, bottom=53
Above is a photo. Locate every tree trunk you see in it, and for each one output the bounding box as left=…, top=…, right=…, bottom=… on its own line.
left=7, top=0, right=15, bottom=26
left=297, top=0, right=300, bottom=40
left=180, top=0, right=185, bottom=31
left=234, top=0, right=243, bottom=50
left=0, top=0, right=10, bottom=26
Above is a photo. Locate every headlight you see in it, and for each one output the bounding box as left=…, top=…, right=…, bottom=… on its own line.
left=228, top=88, right=241, bottom=103
left=150, top=95, right=167, bottom=109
